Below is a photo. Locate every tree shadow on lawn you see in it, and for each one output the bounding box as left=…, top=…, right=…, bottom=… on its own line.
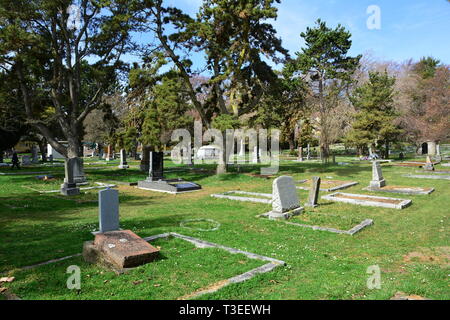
left=0, top=214, right=184, bottom=272
left=0, top=192, right=150, bottom=223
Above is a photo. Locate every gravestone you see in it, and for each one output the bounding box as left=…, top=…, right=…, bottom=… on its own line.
left=148, top=152, right=164, bottom=181
left=265, top=176, right=303, bottom=219
left=99, top=188, right=120, bottom=233
left=399, top=152, right=405, bottom=160
left=60, top=158, right=80, bottom=196
left=31, top=146, right=39, bottom=164
left=305, top=177, right=321, bottom=207
left=22, top=155, right=31, bottom=165
left=369, top=161, right=386, bottom=189
left=118, top=149, right=129, bottom=169
left=72, top=157, right=87, bottom=184
left=137, top=151, right=201, bottom=193
left=424, top=156, right=434, bottom=171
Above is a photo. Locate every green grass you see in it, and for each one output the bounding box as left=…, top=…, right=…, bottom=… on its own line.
left=0, top=157, right=449, bottom=300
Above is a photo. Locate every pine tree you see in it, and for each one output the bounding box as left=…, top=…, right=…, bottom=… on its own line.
left=346, top=71, right=402, bottom=158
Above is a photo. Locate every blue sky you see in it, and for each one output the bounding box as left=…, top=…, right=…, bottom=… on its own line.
left=128, top=0, right=450, bottom=68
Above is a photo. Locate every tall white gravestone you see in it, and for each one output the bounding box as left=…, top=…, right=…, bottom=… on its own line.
left=369, top=161, right=386, bottom=189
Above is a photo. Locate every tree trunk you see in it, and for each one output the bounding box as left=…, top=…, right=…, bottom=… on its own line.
left=385, top=140, right=390, bottom=159
left=38, top=140, right=47, bottom=162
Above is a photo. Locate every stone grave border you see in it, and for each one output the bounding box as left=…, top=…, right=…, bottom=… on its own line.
left=322, top=192, right=412, bottom=210
left=136, top=185, right=201, bottom=195
left=179, top=218, right=221, bottom=232
left=363, top=186, right=434, bottom=195
left=210, top=191, right=272, bottom=204
left=22, top=182, right=116, bottom=194
left=284, top=218, right=373, bottom=236
left=296, top=179, right=359, bottom=192
left=403, top=174, right=450, bottom=181
left=4, top=232, right=285, bottom=300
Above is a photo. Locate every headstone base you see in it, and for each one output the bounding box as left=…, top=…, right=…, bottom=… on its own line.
left=83, top=230, right=159, bottom=272
left=260, top=207, right=304, bottom=220
left=369, top=179, right=386, bottom=189
left=137, top=178, right=201, bottom=194
left=304, top=203, right=318, bottom=208
left=60, top=183, right=80, bottom=196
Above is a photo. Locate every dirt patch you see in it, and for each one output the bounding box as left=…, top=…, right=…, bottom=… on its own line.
left=403, top=247, right=450, bottom=267
left=391, top=292, right=430, bottom=300
left=334, top=194, right=403, bottom=205
left=380, top=186, right=432, bottom=192
left=177, top=279, right=229, bottom=300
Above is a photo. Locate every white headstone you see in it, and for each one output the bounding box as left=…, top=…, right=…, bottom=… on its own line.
left=99, top=188, right=120, bottom=233
left=272, top=176, right=301, bottom=213
left=369, top=161, right=386, bottom=189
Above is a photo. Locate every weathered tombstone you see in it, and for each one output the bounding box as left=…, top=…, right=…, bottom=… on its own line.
left=31, top=146, right=39, bottom=164
left=369, top=161, right=386, bottom=189
left=22, top=155, right=31, bottom=165
left=306, top=177, right=321, bottom=207
left=265, top=176, right=303, bottom=219
left=424, top=156, right=434, bottom=171
left=72, top=157, right=87, bottom=184
left=98, top=188, right=120, bottom=233
left=118, top=149, right=129, bottom=169
left=60, top=158, right=80, bottom=196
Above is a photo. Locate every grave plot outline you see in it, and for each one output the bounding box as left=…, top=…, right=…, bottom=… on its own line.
left=8, top=232, right=285, bottom=300
left=322, top=192, right=412, bottom=210
left=296, top=179, right=359, bottom=192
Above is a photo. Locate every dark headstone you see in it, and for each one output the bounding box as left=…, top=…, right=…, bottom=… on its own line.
left=306, top=177, right=321, bottom=207
left=137, top=151, right=201, bottom=193
left=118, top=149, right=129, bottom=169
left=60, top=158, right=80, bottom=196
left=148, top=151, right=164, bottom=181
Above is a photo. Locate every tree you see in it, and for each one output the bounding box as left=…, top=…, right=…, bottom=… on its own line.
left=143, top=0, right=288, bottom=173
left=0, top=0, right=142, bottom=164
left=403, top=66, right=450, bottom=145
left=345, top=71, right=402, bottom=158
left=290, top=19, right=361, bottom=162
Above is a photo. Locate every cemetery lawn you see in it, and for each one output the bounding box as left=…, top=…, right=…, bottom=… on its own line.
left=0, top=157, right=449, bottom=300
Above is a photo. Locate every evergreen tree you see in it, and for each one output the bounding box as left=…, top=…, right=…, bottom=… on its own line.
left=290, top=19, right=361, bottom=162
left=346, top=71, right=402, bottom=158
